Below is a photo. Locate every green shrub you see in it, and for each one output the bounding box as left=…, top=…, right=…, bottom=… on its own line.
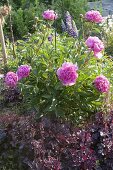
left=4, top=17, right=113, bottom=123
left=12, top=9, right=28, bottom=37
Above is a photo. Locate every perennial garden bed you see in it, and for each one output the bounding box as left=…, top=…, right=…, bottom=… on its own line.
left=0, top=2, right=113, bottom=170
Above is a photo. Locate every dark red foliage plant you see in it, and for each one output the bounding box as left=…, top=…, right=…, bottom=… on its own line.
left=1, top=112, right=113, bottom=170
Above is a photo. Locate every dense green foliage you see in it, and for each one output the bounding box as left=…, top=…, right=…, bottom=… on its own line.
left=1, top=0, right=88, bottom=38
left=1, top=17, right=112, bottom=123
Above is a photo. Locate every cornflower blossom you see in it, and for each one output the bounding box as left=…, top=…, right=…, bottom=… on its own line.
left=57, top=62, right=78, bottom=86
left=93, top=75, right=110, bottom=93
left=85, top=10, right=103, bottom=23
left=42, top=10, right=58, bottom=21
left=16, top=65, right=31, bottom=80
left=48, top=34, right=53, bottom=42
left=86, top=36, right=104, bottom=59
left=5, top=72, right=18, bottom=88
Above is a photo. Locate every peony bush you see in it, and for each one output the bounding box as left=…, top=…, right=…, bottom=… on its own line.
left=1, top=9, right=113, bottom=123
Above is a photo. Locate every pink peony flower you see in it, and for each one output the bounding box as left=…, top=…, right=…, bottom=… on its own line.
left=42, top=10, right=58, bottom=21
left=16, top=65, right=31, bottom=80
left=86, top=36, right=104, bottom=59
left=93, top=75, right=110, bottom=93
left=5, top=72, right=18, bottom=88
left=94, top=51, right=103, bottom=59
left=57, top=62, right=78, bottom=86
left=85, top=10, right=103, bottom=23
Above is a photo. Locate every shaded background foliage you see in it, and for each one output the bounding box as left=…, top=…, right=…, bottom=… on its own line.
left=0, top=0, right=88, bottom=38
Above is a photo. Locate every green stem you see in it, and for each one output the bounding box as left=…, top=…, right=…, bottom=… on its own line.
left=79, top=51, right=92, bottom=69
left=81, top=17, right=85, bottom=39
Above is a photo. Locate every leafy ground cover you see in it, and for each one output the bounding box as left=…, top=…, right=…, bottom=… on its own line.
left=1, top=112, right=113, bottom=170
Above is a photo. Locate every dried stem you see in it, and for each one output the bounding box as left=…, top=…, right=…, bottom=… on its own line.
left=7, top=0, right=16, bottom=58
left=0, top=17, right=7, bottom=66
